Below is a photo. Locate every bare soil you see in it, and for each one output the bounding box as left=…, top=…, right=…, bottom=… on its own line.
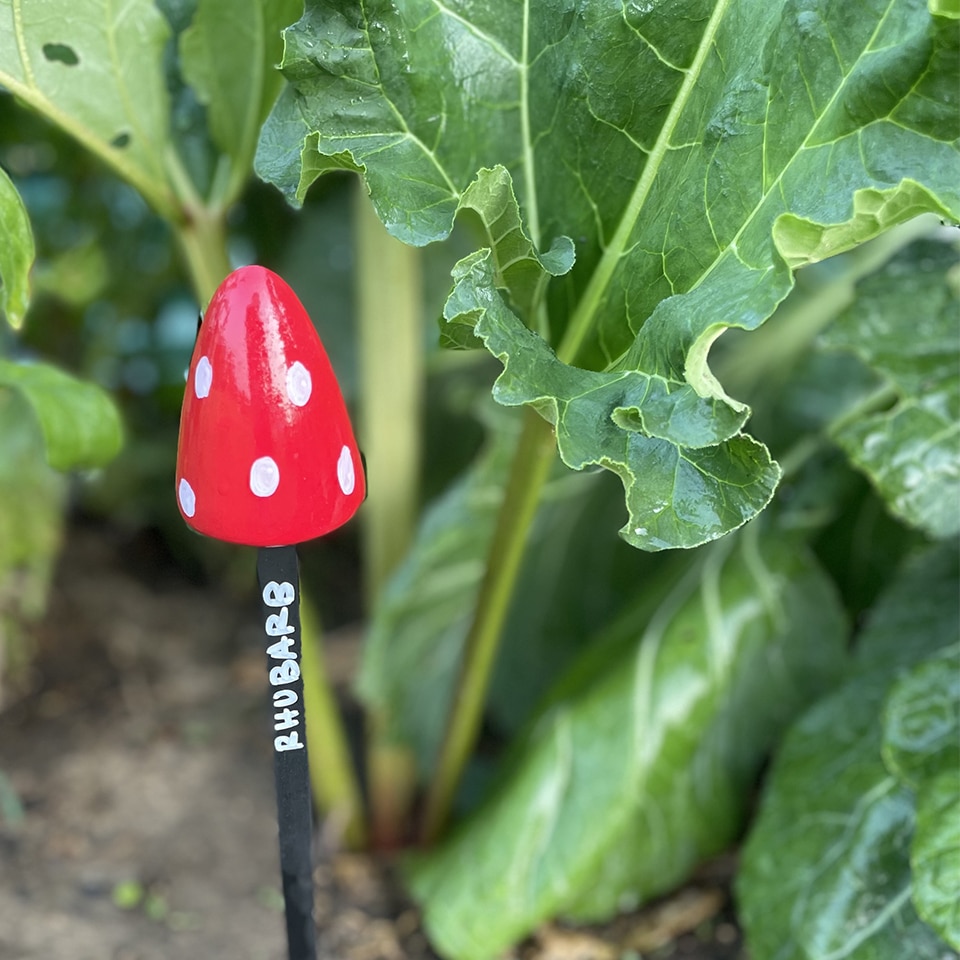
left=0, top=525, right=745, bottom=960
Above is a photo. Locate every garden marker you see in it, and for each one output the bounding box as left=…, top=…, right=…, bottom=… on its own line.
left=175, top=265, right=365, bottom=960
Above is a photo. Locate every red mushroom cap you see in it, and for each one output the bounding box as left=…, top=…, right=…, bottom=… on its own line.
left=175, top=265, right=364, bottom=546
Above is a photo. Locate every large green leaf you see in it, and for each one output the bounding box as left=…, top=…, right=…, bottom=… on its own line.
left=408, top=528, right=847, bottom=960
left=0, top=164, right=34, bottom=328
left=821, top=239, right=959, bottom=538
left=0, top=0, right=176, bottom=216
left=739, top=682, right=943, bottom=960
left=738, top=543, right=960, bottom=960
left=256, top=0, right=959, bottom=550
left=0, top=359, right=123, bottom=470
left=179, top=0, right=301, bottom=206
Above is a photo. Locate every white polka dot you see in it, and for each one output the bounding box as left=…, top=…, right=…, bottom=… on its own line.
left=285, top=361, right=312, bottom=406
left=194, top=356, right=213, bottom=398
left=337, top=446, right=355, bottom=495
left=178, top=478, right=196, bottom=517
left=250, top=456, right=280, bottom=497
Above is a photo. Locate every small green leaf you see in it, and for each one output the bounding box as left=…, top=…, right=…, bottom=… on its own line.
left=438, top=168, right=574, bottom=348
left=179, top=0, right=301, bottom=205
left=0, top=165, right=34, bottom=328
left=0, top=359, right=123, bottom=471
left=883, top=644, right=960, bottom=792
left=912, top=768, right=960, bottom=948
left=0, top=0, right=176, bottom=216
left=409, top=530, right=847, bottom=960
left=823, top=239, right=960, bottom=538
left=738, top=543, right=960, bottom=960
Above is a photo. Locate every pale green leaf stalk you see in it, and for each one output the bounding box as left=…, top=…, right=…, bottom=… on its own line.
left=172, top=198, right=233, bottom=308
left=354, top=183, right=425, bottom=844
left=299, top=593, right=366, bottom=849
left=421, top=408, right=556, bottom=843
left=355, top=407, right=525, bottom=801
left=354, top=185, right=425, bottom=608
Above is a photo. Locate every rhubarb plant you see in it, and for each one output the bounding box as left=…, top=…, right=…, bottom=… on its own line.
left=0, top=0, right=958, bottom=958
left=253, top=0, right=958, bottom=954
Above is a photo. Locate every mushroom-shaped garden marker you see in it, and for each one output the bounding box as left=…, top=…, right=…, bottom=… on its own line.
left=175, top=265, right=365, bottom=960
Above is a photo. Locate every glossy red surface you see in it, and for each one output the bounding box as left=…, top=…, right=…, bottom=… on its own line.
left=175, top=265, right=364, bottom=546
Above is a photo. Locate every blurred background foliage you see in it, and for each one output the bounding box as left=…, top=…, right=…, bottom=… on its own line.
left=0, top=85, right=489, bottom=709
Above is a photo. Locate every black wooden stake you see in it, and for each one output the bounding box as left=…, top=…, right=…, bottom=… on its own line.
left=257, top=546, right=317, bottom=960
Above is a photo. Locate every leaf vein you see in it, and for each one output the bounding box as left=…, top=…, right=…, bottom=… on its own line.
left=11, top=0, right=35, bottom=88
left=427, top=0, right=520, bottom=68
left=558, top=0, right=736, bottom=364
left=601, top=0, right=903, bottom=372
left=618, top=0, right=689, bottom=75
